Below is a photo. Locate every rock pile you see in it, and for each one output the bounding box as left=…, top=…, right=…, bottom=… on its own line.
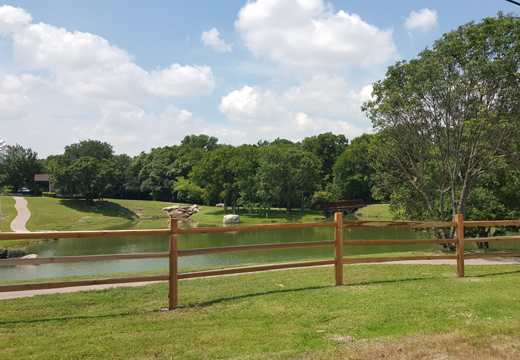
left=162, top=204, right=202, bottom=219
left=0, top=248, right=26, bottom=259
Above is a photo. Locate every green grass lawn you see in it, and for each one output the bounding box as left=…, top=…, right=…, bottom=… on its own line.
left=1, top=197, right=326, bottom=247
left=2, top=264, right=520, bottom=359
left=353, top=204, right=392, bottom=220
left=191, top=205, right=326, bottom=224
left=0, top=196, right=16, bottom=233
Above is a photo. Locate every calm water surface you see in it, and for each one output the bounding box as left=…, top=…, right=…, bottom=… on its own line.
left=1, top=216, right=515, bottom=281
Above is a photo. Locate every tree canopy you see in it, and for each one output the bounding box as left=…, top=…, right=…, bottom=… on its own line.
left=0, top=144, right=41, bottom=191
left=363, top=13, right=520, bottom=241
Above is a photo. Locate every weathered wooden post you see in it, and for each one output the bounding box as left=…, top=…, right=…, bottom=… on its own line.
left=169, top=217, right=179, bottom=309
left=334, top=212, right=344, bottom=286
left=455, top=213, right=465, bottom=277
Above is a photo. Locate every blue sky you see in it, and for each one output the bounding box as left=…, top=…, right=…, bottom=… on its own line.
left=0, top=0, right=518, bottom=157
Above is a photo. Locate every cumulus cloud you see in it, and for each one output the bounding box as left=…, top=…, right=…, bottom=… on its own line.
left=0, top=74, right=42, bottom=118
left=201, top=28, right=232, bottom=53
left=405, top=8, right=438, bottom=32
left=219, top=86, right=287, bottom=123
left=72, top=102, right=204, bottom=152
left=0, top=5, right=217, bottom=155
left=0, top=5, right=215, bottom=105
left=282, top=75, right=373, bottom=119
left=219, top=84, right=368, bottom=140
left=220, top=76, right=373, bottom=123
left=235, top=0, right=398, bottom=68
left=0, top=5, right=31, bottom=34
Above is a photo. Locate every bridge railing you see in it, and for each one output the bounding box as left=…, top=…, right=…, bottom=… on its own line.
left=1, top=213, right=520, bottom=309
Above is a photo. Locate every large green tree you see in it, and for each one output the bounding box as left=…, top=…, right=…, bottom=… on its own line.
left=333, top=134, right=374, bottom=203
left=52, top=156, right=113, bottom=205
left=0, top=144, right=41, bottom=192
left=65, top=140, right=113, bottom=160
left=138, top=146, right=181, bottom=202
left=180, top=134, right=219, bottom=152
left=254, top=146, right=321, bottom=213
left=301, top=132, right=348, bottom=183
left=191, top=145, right=258, bottom=213
left=51, top=140, right=117, bottom=205
left=364, top=13, right=520, bottom=243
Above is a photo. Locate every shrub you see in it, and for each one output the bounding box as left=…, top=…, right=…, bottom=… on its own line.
left=42, top=192, right=56, bottom=198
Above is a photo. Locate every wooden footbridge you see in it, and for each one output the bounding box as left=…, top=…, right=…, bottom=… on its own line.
left=310, top=199, right=366, bottom=216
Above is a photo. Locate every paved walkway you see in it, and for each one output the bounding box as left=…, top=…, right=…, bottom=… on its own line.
left=2, top=257, right=520, bottom=300
left=10, top=197, right=30, bottom=232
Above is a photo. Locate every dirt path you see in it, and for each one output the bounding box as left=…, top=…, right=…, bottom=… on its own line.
left=2, top=257, right=520, bottom=300
left=10, top=197, right=30, bottom=232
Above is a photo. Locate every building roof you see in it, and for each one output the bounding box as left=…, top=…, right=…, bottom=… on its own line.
left=34, top=174, right=51, bottom=182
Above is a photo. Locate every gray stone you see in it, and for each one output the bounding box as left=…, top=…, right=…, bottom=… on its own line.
left=7, top=249, right=26, bottom=258
left=163, top=204, right=202, bottom=219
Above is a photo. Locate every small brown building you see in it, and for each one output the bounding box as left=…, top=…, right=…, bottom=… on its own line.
left=34, top=174, right=54, bottom=192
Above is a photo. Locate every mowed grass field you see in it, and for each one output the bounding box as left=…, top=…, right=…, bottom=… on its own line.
left=354, top=203, right=392, bottom=220
left=0, top=196, right=16, bottom=232
left=2, top=264, right=520, bottom=359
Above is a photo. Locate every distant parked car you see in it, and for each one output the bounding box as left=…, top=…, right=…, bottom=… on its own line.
left=17, top=188, right=30, bottom=193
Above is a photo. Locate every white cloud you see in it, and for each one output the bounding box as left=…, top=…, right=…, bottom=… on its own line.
left=219, top=76, right=373, bottom=124
left=201, top=28, right=232, bottom=53
left=282, top=75, right=373, bottom=119
left=219, top=86, right=287, bottom=123
left=0, top=5, right=215, bottom=105
left=0, top=5, right=31, bottom=34
left=0, top=5, right=218, bottom=156
left=72, top=102, right=204, bottom=152
left=0, top=74, right=42, bottom=118
left=144, top=64, right=215, bottom=96
left=235, top=0, right=398, bottom=68
left=219, top=84, right=368, bottom=141
left=405, top=8, right=438, bottom=32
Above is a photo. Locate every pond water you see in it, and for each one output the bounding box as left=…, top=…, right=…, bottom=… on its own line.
left=1, top=216, right=517, bottom=282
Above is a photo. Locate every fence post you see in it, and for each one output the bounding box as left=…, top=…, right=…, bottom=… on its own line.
left=169, top=217, right=179, bottom=309
left=334, top=212, right=344, bottom=286
left=455, top=213, right=464, bottom=277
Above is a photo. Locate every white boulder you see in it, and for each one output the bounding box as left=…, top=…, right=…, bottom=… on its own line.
left=223, top=214, right=241, bottom=224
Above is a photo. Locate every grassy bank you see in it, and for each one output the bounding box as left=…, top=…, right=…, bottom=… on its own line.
left=2, top=264, right=520, bottom=359
left=19, top=198, right=326, bottom=230
left=190, top=205, right=326, bottom=224
left=1, top=197, right=326, bottom=247
left=353, top=203, right=392, bottom=220
left=0, top=196, right=16, bottom=232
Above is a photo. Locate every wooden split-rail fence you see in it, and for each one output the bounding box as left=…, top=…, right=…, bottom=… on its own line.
left=1, top=213, right=520, bottom=309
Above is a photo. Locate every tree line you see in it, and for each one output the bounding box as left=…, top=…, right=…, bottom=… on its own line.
left=0, top=133, right=373, bottom=212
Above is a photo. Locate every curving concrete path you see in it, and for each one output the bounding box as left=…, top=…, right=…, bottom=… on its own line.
left=10, top=197, right=31, bottom=232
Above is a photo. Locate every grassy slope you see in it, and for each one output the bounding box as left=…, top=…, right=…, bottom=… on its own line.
left=2, top=264, right=520, bottom=359
left=22, top=198, right=326, bottom=231
left=191, top=205, right=326, bottom=224
left=353, top=203, right=392, bottom=220
left=2, top=197, right=325, bottom=247
left=0, top=196, right=16, bottom=232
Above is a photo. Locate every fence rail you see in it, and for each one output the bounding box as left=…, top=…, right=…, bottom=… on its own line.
left=1, top=213, right=520, bottom=309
